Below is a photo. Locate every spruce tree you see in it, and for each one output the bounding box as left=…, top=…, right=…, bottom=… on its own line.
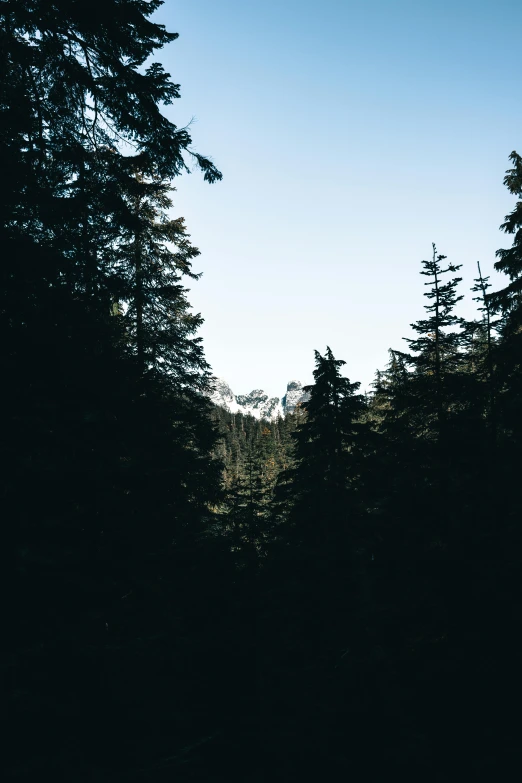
left=112, top=166, right=212, bottom=392
left=1, top=0, right=222, bottom=321
left=399, top=244, right=465, bottom=440
left=288, top=347, right=366, bottom=553
left=489, top=150, right=522, bottom=320
left=371, top=245, right=471, bottom=556
left=485, top=152, right=522, bottom=550
left=469, top=261, right=498, bottom=451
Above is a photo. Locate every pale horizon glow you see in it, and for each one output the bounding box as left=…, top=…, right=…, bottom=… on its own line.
left=155, top=0, right=521, bottom=398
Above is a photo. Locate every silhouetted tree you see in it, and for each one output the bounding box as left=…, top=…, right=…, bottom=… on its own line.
left=284, top=347, right=366, bottom=553
left=489, top=150, right=522, bottom=319
left=112, top=167, right=212, bottom=391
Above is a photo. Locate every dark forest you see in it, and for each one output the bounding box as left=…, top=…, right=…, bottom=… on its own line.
left=3, top=2, right=522, bottom=780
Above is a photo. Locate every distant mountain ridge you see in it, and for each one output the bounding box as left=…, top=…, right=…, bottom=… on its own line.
left=210, top=378, right=309, bottom=420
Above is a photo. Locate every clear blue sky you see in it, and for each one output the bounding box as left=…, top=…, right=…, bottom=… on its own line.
left=154, top=0, right=521, bottom=396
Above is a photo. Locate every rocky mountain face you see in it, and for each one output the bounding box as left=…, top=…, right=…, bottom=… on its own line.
left=282, top=380, right=308, bottom=414
left=210, top=379, right=309, bottom=420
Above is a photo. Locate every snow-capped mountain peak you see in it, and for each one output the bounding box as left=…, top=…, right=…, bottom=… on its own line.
left=210, top=378, right=309, bottom=420
left=282, top=380, right=309, bottom=414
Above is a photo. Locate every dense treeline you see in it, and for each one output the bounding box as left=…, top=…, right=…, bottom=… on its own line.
left=4, top=1, right=522, bottom=780
left=211, top=406, right=300, bottom=563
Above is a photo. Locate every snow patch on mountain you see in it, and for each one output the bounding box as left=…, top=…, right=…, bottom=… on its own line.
left=210, top=378, right=309, bottom=420
left=210, top=379, right=240, bottom=414
left=282, top=380, right=309, bottom=414
left=235, top=390, right=284, bottom=420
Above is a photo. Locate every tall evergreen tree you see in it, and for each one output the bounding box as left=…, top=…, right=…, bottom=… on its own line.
left=112, top=167, right=212, bottom=391
left=287, top=347, right=367, bottom=553
left=486, top=151, right=522, bottom=549
left=399, top=244, right=465, bottom=440
left=468, top=261, right=498, bottom=451
left=1, top=0, right=222, bottom=323
left=489, top=150, right=522, bottom=320
left=370, top=245, right=472, bottom=556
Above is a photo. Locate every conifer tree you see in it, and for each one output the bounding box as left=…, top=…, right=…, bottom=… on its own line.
left=489, top=150, right=522, bottom=320
left=113, top=167, right=212, bottom=392
left=398, top=244, right=465, bottom=440
left=469, top=262, right=498, bottom=449
left=288, top=347, right=366, bottom=553
left=484, top=152, right=522, bottom=549
left=1, top=0, right=222, bottom=322
left=370, top=246, right=470, bottom=556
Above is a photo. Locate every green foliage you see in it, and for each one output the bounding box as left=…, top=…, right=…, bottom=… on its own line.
left=211, top=407, right=298, bottom=563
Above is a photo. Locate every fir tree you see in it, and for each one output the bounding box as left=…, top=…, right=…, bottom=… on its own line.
left=288, top=347, right=367, bottom=554
left=399, top=243, right=465, bottom=441
left=489, top=150, right=522, bottom=320
left=469, top=261, right=498, bottom=450
left=112, top=167, right=212, bottom=393
left=485, top=152, right=522, bottom=550
left=371, top=245, right=471, bottom=556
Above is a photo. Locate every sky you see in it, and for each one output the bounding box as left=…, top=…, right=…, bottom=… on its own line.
left=153, top=0, right=522, bottom=397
